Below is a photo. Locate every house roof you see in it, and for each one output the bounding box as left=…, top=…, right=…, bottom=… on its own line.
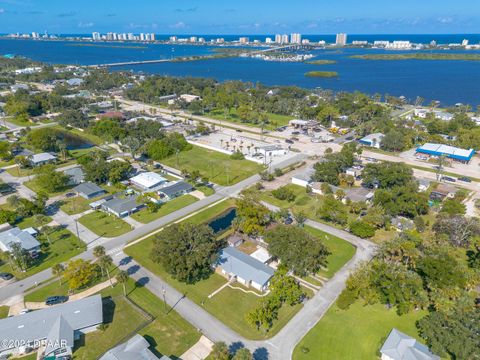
left=380, top=328, right=440, bottom=360
left=99, top=334, right=159, bottom=360
left=360, top=133, right=384, bottom=143
left=30, top=152, right=57, bottom=164
left=0, top=295, right=103, bottom=352
left=0, top=227, right=40, bottom=252
left=44, top=315, right=74, bottom=357
left=130, top=172, right=167, bottom=189
left=74, top=182, right=105, bottom=197
left=103, top=196, right=139, bottom=215
left=250, top=248, right=272, bottom=263
left=345, top=187, right=374, bottom=202
left=292, top=167, right=315, bottom=182
left=157, top=181, right=193, bottom=197
left=416, top=143, right=475, bottom=162
left=217, top=247, right=274, bottom=287
left=64, top=166, right=85, bottom=184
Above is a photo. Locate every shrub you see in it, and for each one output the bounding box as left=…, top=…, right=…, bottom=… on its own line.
left=349, top=220, right=375, bottom=238
left=230, top=151, right=245, bottom=160
left=337, top=289, right=357, bottom=310
left=272, top=186, right=296, bottom=202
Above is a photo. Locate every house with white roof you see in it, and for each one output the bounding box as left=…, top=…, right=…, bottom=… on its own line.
left=130, top=172, right=167, bottom=190
left=28, top=153, right=57, bottom=167
left=216, top=247, right=275, bottom=292
left=359, top=133, right=384, bottom=149
left=380, top=328, right=440, bottom=360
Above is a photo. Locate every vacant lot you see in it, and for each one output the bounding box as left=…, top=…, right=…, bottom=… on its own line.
left=293, top=302, right=427, bottom=360
left=131, top=195, right=198, bottom=224
left=162, top=145, right=264, bottom=186
left=207, top=108, right=293, bottom=129
left=79, top=211, right=132, bottom=237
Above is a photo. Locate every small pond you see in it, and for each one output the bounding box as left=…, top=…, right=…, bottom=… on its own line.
left=207, top=208, right=236, bottom=234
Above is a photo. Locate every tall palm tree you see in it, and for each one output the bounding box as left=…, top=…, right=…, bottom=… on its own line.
left=52, top=263, right=65, bottom=285
left=93, top=246, right=106, bottom=276
left=116, top=270, right=129, bottom=296
left=99, top=255, right=114, bottom=287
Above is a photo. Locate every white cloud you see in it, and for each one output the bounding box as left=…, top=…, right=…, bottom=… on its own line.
left=170, top=21, right=186, bottom=29
left=78, top=22, right=94, bottom=28
left=0, top=8, right=5, bottom=13
left=437, top=16, right=453, bottom=24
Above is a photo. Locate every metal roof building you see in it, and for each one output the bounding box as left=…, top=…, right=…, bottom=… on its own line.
left=130, top=172, right=167, bottom=190
left=217, top=247, right=275, bottom=291
left=0, top=295, right=103, bottom=358
left=100, top=334, right=167, bottom=360
left=380, top=328, right=440, bottom=360
left=0, top=227, right=40, bottom=253
left=416, top=143, right=475, bottom=163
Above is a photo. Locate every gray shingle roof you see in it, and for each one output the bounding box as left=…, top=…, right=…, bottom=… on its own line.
left=0, top=295, right=103, bottom=352
left=64, top=167, right=85, bottom=185
left=44, top=315, right=74, bottom=357
left=217, top=247, right=274, bottom=287
left=0, top=227, right=40, bottom=252
left=103, top=196, right=139, bottom=215
left=30, top=152, right=57, bottom=164
left=158, top=181, right=193, bottom=197
left=74, top=182, right=106, bottom=197
left=380, top=329, right=440, bottom=360
left=100, top=334, right=161, bottom=360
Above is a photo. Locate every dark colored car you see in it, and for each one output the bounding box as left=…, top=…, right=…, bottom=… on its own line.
left=285, top=139, right=294, bottom=144
left=45, top=296, right=69, bottom=306
left=0, top=273, right=13, bottom=281
left=292, top=131, right=300, bottom=135
left=284, top=217, right=293, bottom=225
left=442, top=176, right=456, bottom=183
left=459, top=177, right=472, bottom=183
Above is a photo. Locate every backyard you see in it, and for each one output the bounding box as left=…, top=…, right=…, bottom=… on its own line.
left=131, top=195, right=198, bottom=224
left=293, top=302, right=427, bottom=360
left=161, top=145, right=264, bottom=186
left=78, top=211, right=132, bottom=237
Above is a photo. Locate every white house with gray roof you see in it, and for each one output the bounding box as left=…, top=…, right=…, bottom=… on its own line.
left=380, top=329, right=440, bottom=360
left=0, top=295, right=103, bottom=358
left=28, top=152, right=57, bottom=167
left=0, top=227, right=40, bottom=255
left=102, top=196, right=143, bottom=217
left=216, top=247, right=275, bottom=291
left=100, top=334, right=169, bottom=360
left=74, top=182, right=106, bottom=199
left=156, top=181, right=193, bottom=202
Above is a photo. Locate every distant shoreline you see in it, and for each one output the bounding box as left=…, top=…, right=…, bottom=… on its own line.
left=305, top=71, right=338, bottom=78
left=351, top=53, right=480, bottom=61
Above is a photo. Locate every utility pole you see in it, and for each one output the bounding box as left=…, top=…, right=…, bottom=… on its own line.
left=74, top=219, right=80, bottom=240
left=162, top=286, right=167, bottom=313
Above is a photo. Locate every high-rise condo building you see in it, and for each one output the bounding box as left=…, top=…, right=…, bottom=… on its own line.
left=290, top=33, right=302, bottom=44
left=336, top=33, right=347, bottom=46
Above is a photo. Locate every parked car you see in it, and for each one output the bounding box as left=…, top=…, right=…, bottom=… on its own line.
left=45, top=296, right=69, bottom=306
left=19, top=309, right=31, bottom=315
left=0, top=273, right=13, bottom=281
left=291, top=137, right=299, bottom=141
left=292, top=131, right=300, bottom=135
left=285, top=139, right=294, bottom=144
left=442, top=176, right=456, bottom=183
left=284, top=217, right=293, bottom=225
left=458, top=176, right=472, bottom=183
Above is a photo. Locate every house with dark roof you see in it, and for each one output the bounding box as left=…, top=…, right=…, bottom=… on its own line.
left=216, top=247, right=275, bottom=292
left=156, top=181, right=193, bottom=202
left=0, top=295, right=103, bottom=358
left=74, top=182, right=106, bottom=199
left=380, top=328, right=440, bottom=360
left=102, top=196, right=143, bottom=217
left=100, top=334, right=167, bottom=360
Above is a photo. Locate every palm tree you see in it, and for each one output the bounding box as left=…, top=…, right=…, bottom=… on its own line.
left=116, top=270, right=129, bottom=296
left=52, top=263, right=65, bottom=285
left=93, top=246, right=106, bottom=276
left=99, top=255, right=114, bottom=287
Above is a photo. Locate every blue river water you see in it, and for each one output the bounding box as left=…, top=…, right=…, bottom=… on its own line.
left=1, top=37, right=479, bottom=106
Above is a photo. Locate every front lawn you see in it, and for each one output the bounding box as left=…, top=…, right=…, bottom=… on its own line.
left=24, top=179, right=72, bottom=196
left=131, top=195, right=198, bottom=224
left=304, top=226, right=356, bottom=278
left=0, top=306, right=9, bottom=319
left=0, top=228, right=85, bottom=280
left=293, top=302, right=427, bottom=360
left=161, top=145, right=264, bottom=186
left=60, top=196, right=94, bottom=215
left=78, top=211, right=132, bottom=237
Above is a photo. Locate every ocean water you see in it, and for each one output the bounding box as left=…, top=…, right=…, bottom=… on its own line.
left=1, top=37, right=479, bottom=106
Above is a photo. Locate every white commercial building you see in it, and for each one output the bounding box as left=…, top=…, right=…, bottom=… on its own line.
left=130, top=172, right=167, bottom=190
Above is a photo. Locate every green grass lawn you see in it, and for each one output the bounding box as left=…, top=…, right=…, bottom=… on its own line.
left=304, top=226, right=356, bottom=278
left=195, top=184, right=215, bottom=196
left=293, top=302, right=427, bottom=360
left=0, top=306, right=9, bottom=319
left=78, top=211, right=132, bottom=237
left=131, top=195, right=198, bottom=224
left=259, top=184, right=312, bottom=209
left=0, top=228, right=85, bottom=280
left=60, top=196, right=94, bottom=215
left=24, top=179, right=72, bottom=196
left=6, top=165, right=34, bottom=177
left=206, top=108, right=293, bottom=130
left=162, top=145, right=264, bottom=186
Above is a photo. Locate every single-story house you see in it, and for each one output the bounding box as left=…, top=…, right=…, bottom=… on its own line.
left=429, top=183, right=458, bottom=201
left=102, top=196, right=142, bottom=217
left=156, top=181, right=193, bottom=201
left=180, top=94, right=202, bottom=103
left=66, top=78, right=84, bottom=86
left=380, top=328, right=440, bottom=360
left=345, top=167, right=361, bottom=178
left=100, top=334, right=165, bottom=360
left=344, top=187, right=374, bottom=203
left=0, top=226, right=41, bottom=255
left=89, top=196, right=113, bottom=210
left=23, top=227, right=38, bottom=237
left=416, top=143, right=475, bottom=163
left=391, top=217, right=415, bottom=232
left=250, top=247, right=272, bottom=264
left=417, top=179, right=431, bottom=192
left=64, top=166, right=85, bottom=186
left=74, top=182, right=106, bottom=199
left=359, top=133, right=385, bottom=148
left=130, top=172, right=167, bottom=190
left=0, top=295, right=103, bottom=359
left=29, top=153, right=57, bottom=167
left=216, top=247, right=275, bottom=292
left=291, top=167, right=315, bottom=188
left=227, top=234, right=244, bottom=248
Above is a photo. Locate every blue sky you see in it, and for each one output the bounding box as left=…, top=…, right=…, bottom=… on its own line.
left=0, top=0, right=479, bottom=34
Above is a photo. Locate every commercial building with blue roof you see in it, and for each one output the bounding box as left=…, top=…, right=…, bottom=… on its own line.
left=416, top=143, right=475, bottom=163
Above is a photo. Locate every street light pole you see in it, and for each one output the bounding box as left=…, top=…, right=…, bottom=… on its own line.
left=162, top=286, right=167, bottom=313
